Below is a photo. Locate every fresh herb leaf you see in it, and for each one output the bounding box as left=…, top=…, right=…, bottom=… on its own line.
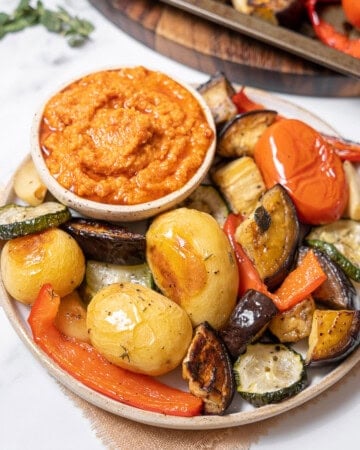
left=0, top=0, right=94, bottom=47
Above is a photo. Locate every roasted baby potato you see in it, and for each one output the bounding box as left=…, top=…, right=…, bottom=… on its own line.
left=86, top=282, right=193, bottom=376
left=268, top=296, right=315, bottom=343
left=1, top=228, right=85, bottom=304
left=306, top=309, right=360, bottom=365
left=183, top=321, right=235, bottom=415
left=217, top=110, right=277, bottom=158
left=146, top=208, right=239, bottom=329
left=212, top=156, right=266, bottom=217
left=55, top=290, right=90, bottom=343
left=235, top=184, right=299, bottom=289
left=220, top=289, right=278, bottom=357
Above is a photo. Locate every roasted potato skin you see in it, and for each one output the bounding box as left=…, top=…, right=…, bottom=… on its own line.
left=1, top=228, right=85, bottom=304
left=146, top=208, right=239, bottom=329
left=86, top=282, right=193, bottom=376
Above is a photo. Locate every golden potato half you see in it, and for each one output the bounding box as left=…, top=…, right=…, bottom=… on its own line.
left=86, top=282, right=193, bottom=376
left=1, top=228, right=85, bottom=304
left=146, top=208, right=239, bottom=329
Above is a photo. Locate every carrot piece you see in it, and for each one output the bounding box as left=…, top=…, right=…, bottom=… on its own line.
left=273, top=250, right=327, bottom=312
left=28, top=284, right=203, bottom=417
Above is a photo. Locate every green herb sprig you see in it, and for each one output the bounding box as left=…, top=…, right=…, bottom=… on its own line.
left=0, top=0, right=94, bottom=47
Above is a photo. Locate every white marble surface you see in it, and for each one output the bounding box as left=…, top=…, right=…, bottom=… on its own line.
left=0, top=1, right=359, bottom=449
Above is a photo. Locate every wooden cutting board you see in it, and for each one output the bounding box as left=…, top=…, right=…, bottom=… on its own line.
left=89, top=0, right=360, bottom=97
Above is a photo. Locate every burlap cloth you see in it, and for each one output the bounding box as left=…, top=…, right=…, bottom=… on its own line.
left=59, top=362, right=359, bottom=450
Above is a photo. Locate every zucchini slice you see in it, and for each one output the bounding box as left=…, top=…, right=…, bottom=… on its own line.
left=81, top=259, right=153, bottom=303
left=306, top=220, right=360, bottom=281
left=233, top=343, right=307, bottom=407
left=0, top=202, right=71, bottom=240
left=61, top=218, right=146, bottom=265
left=180, top=184, right=229, bottom=227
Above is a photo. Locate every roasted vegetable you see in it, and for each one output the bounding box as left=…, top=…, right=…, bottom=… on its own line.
left=55, top=290, right=90, bottom=343
left=217, top=110, right=277, bottom=158
left=306, top=220, right=360, bottom=282
left=182, top=322, right=235, bottom=415
left=268, top=296, right=315, bottom=343
left=0, top=202, right=70, bottom=240
left=13, top=158, right=47, bottom=206
left=298, top=246, right=357, bottom=310
left=342, top=160, right=360, bottom=220
left=197, top=72, right=238, bottom=126
left=220, top=289, right=278, bottom=358
left=87, top=283, right=193, bottom=376
left=61, top=218, right=146, bottom=265
left=306, top=309, right=360, bottom=365
left=180, top=184, right=229, bottom=227
left=212, top=156, right=266, bottom=217
left=232, top=0, right=305, bottom=29
left=30, top=284, right=202, bottom=417
left=146, top=208, right=238, bottom=329
left=235, top=184, right=299, bottom=289
left=233, top=343, right=307, bottom=407
left=1, top=228, right=85, bottom=304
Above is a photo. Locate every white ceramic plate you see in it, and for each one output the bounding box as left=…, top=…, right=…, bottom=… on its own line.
left=1, top=87, right=359, bottom=430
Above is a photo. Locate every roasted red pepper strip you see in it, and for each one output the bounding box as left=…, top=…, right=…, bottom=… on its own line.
left=223, top=214, right=273, bottom=298
left=305, top=0, right=360, bottom=59
left=231, top=88, right=265, bottom=113
left=323, top=134, right=360, bottom=162
left=28, top=284, right=203, bottom=417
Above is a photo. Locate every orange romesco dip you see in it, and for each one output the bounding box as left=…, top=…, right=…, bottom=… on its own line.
left=39, top=67, right=214, bottom=205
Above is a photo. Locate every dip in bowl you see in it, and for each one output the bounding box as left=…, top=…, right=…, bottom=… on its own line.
left=31, top=66, right=216, bottom=221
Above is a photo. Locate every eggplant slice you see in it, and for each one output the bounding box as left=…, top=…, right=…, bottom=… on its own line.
left=235, top=184, right=300, bottom=289
left=61, top=218, right=146, bottom=265
left=298, top=246, right=357, bottom=310
left=182, top=321, right=235, bottom=415
left=197, top=72, right=238, bottom=126
left=217, top=110, right=277, bottom=158
left=220, top=289, right=278, bottom=358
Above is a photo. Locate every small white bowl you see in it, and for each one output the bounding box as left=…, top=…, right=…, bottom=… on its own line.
left=30, top=68, right=216, bottom=222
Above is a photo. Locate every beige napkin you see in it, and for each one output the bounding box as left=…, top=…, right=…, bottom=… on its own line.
left=60, top=362, right=359, bottom=450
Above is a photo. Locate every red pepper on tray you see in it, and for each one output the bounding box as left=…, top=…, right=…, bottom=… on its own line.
left=231, top=88, right=265, bottom=113
left=304, top=0, right=360, bottom=59
left=28, top=284, right=203, bottom=417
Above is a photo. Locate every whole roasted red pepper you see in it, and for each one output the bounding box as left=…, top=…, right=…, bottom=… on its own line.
left=304, top=0, right=360, bottom=58
left=28, top=284, right=203, bottom=417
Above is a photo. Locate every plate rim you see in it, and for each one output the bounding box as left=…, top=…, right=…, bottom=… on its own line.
left=1, top=87, right=359, bottom=430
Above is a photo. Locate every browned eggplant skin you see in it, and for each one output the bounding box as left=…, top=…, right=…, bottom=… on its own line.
left=217, top=110, right=277, bottom=158
left=235, top=184, right=300, bottom=290
left=61, top=218, right=146, bottom=265
left=197, top=72, right=237, bottom=126
left=298, top=246, right=357, bottom=310
left=220, top=289, right=278, bottom=358
left=182, top=321, right=235, bottom=415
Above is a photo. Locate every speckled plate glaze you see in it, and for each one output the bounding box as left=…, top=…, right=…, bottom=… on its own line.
left=1, top=87, right=359, bottom=430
